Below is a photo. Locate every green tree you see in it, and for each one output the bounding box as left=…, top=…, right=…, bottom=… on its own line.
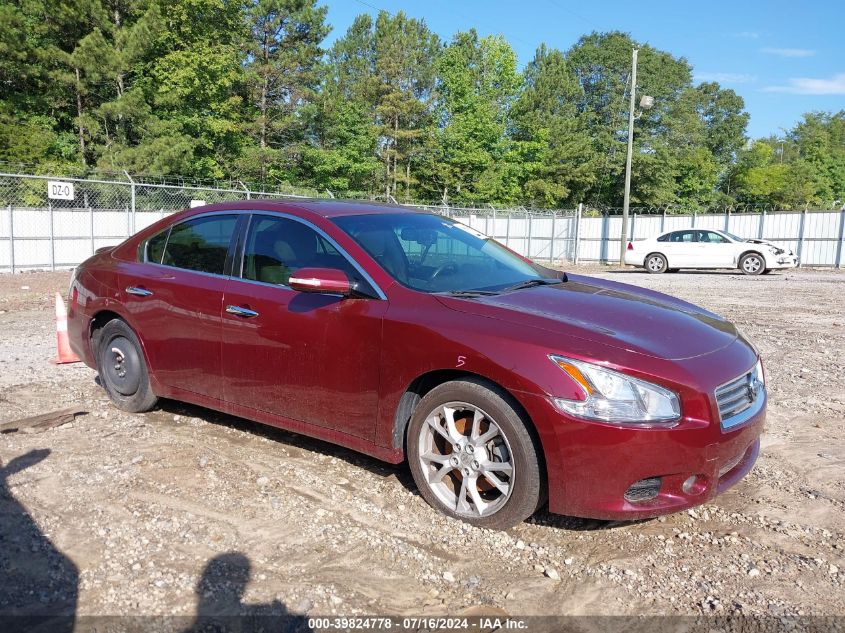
left=567, top=31, right=694, bottom=206
left=422, top=30, right=518, bottom=203
left=509, top=45, right=598, bottom=207
left=241, top=0, right=329, bottom=182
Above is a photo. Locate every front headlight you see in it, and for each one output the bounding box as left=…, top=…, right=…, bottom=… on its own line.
left=549, top=355, right=681, bottom=426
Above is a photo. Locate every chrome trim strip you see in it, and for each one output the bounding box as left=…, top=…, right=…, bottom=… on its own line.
left=137, top=209, right=387, bottom=300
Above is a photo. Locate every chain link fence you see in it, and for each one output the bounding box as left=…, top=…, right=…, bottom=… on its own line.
left=1, top=171, right=844, bottom=272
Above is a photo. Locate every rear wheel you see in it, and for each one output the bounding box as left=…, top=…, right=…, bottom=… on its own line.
left=645, top=253, right=668, bottom=274
left=95, top=319, right=158, bottom=413
left=739, top=253, right=765, bottom=275
left=407, top=379, right=541, bottom=530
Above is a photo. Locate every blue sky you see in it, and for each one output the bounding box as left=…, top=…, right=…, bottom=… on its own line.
left=324, top=0, right=844, bottom=139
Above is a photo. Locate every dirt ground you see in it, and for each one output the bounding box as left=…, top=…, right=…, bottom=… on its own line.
left=1, top=266, right=844, bottom=623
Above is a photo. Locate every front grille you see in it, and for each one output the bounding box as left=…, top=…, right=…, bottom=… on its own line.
left=715, top=364, right=764, bottom=430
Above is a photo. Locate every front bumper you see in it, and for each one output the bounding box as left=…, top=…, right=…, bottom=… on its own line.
left=520, top=392, right=764, bottom=520
left=767, top=254, right=798, bottom=269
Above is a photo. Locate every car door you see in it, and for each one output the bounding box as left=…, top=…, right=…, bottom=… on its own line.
left=120, top=212, right=239, bottom=399
left=696, top=230, right=736, bottom=268
left=663, top=230, right=698, bottom=267
left=220, top=213, right=387, bottom=441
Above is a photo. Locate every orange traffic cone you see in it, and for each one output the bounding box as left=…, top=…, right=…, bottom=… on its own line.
left=52, top=292, right=80, bottom=364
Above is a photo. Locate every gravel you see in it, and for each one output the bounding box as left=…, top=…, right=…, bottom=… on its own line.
left=0, top=267, right=843, bottom=617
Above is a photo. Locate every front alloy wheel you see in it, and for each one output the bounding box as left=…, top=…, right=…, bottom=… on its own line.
left=407, top=379, right=542, bottom=529
left=740, top=253, right=764, bottom=275
left=418, top=402, right=515, bottom=517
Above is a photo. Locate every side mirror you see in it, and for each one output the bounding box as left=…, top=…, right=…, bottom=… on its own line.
left=288, top=267, right=351, bottom=296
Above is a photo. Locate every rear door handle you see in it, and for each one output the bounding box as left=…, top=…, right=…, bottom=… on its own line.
left=226, top=305, right=259, bottom=318
left=126, top=286, right=154, bottom=297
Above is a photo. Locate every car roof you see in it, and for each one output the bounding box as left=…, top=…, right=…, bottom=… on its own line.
left=657, top=227, right=726, bottom=235
left=238, top=198, right=421, bottom=219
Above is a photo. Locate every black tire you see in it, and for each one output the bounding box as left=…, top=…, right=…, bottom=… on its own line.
left=407, top=378, right=542, bottom=530
left=645, top=253, right=668, bottom=274
left=739, top=252, right=765, bottom=276
left=95, top=319, right=158, bottom=413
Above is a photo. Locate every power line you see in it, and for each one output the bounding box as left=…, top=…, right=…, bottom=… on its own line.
left=543, top=0, right=600, bottom=30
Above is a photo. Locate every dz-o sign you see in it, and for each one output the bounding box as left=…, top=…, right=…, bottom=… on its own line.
left=48, top=180, right=75, bottom=201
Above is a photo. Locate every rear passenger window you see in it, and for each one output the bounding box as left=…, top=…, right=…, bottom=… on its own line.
left=670, top=230, right=696, bottom=243
left=144, top=230, right=169, bottom=263
left=162, top=215, right=237, bottom=274
left=657, top=233, right=671, bottom=243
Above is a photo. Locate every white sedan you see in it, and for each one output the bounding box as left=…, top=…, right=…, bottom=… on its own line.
left=624, top=228, right=799, bottom=275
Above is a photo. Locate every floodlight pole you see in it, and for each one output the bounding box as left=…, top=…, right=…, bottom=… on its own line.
left=620, top=48, right=638, bottom=266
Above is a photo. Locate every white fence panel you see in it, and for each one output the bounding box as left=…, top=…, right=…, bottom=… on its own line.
left=1, top=170, right=844, bottom=271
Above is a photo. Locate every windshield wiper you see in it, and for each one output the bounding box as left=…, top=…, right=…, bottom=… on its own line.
left=501, top=277, right=561, bottom=292
left=437, top=289, right=500, bottom=297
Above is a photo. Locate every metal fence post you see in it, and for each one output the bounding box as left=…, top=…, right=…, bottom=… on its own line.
left=574, top=203, right=582, bottom=264
left=724, top=207, right=730, bottom=232
left=492, top=208, right=497, bottom=240
left=7, top=204, right=13, bottom=274
left=550, top=212, right=556, bottom=264
left=505, top=212, right=511, bottom=247
left=661, top=209, right=666, bottom=233
left=238, top=180, right=251, bottom=200
left=89, top=203, right=95, bottom=256
left=797, top=209, right=807, bottom=267
left=692, top=209, right=697, bottom=228
left=526, top=210, right=532, bottom=259
left=124, top=170, right=136, bottom=234
left=48, top=201, right=55, bottom=271
left=630, top=213, right=636, bottom=242
left=835, top=208, right=845, bottom=269
left=759, top=209, right=766, bottom=239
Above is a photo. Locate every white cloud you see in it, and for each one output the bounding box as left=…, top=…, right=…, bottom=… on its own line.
left=695, top=72, right=757, bottom=84
left=732, top=31, right=760, bottom=39
left=760, top=47, right=816, bottom=58
left=763, top=73, right=845, bottom=95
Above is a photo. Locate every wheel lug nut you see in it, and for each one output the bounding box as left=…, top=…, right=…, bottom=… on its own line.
left=465, top=445, right=474, bottom=453
left=471, top=460, right=479, bottom=469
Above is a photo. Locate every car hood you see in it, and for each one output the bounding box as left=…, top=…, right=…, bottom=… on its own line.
left=744, top=238, right=792, bottom=254
left=436, top=275, right=738, bottom=361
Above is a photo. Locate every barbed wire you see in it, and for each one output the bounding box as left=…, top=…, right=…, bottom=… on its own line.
left=0, top=166, right=839, bottom=215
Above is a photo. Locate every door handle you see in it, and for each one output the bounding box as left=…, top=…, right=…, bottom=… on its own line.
left=226, top=305, right=259, bottom=318
left=126, top=286, right=154, bottom=297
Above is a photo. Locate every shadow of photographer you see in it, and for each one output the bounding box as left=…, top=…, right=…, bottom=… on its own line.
left=184, top=553, right=312, bottom=633
left=0, top=449, right=78, bottom=633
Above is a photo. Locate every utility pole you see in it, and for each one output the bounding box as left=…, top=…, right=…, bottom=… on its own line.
left=620, top=48, right=638, bottom=266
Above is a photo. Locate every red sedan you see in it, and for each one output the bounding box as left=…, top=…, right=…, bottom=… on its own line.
left=67, top=200, right=764, bottom=529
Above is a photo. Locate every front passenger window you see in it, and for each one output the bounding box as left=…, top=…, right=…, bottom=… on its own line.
left=241, top=216, right=364, bottom=288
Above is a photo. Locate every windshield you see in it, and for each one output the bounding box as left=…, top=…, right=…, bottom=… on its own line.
left=333, top=213, right=553, bottom=293
left=722, top=231, right=746, bottom=242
